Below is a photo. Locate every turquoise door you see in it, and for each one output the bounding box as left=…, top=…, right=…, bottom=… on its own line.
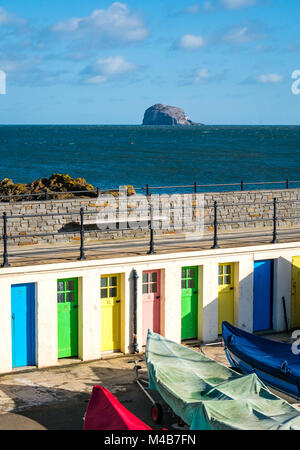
left=11, top=283, right=36, bottom=368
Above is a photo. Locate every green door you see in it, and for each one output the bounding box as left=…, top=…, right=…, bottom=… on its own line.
left=181, top=267, right=198, bottom=340
left=57, top=278, right=79, bottom=358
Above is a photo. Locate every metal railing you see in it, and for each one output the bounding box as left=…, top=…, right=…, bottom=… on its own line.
left=1, top=179, right=300, bottom=201
left=130, top=180, right=300, bottom=194
left=1, top=196, right=300, bottom=267
left=0, top=188, right=101, bottom=202
left=211, top=198, right=280, bottom=249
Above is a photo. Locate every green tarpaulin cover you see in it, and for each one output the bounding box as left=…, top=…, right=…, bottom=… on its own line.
left=146, top=331, right=300, bottom=430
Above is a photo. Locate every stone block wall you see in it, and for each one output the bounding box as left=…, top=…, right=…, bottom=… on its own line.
left=0, top=188, right=298, bottom=247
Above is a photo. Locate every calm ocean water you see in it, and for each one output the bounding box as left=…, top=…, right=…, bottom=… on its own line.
left=0, top=125, right=300, bottom=193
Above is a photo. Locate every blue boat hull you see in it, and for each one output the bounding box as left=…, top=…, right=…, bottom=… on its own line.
left=222, top=322, right=300, bottom=400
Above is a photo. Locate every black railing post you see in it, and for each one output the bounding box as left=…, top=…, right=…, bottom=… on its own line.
left=147, top=203, right=156, bottom=255
left=146, top=184, right=150, bottom=196
left=78, top=208, right=86, bottom=261
left=241, top=180, right=244, bottom=191
left=211, top=201, right=220, bottom=249
left=286, top=179, right=289, bottom=190
left=194, top=182, right=197, bottom=194
left=272, top=198, right=278, bottom=244
left=97, top=187, right=100, bottom=198
left=2, top=212, right=10, bottom=268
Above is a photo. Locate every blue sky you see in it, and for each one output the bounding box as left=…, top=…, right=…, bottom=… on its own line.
left=0, top=0, right=299, bottom=124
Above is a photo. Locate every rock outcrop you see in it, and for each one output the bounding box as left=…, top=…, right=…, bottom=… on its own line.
left=0, top=174, right=96, bottom=201
left=142, top=104, right=202, bottom=126
left=0, top=174, right=136, bottom=201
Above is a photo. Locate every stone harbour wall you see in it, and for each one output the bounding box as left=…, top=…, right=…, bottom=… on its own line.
left=0, top=188, right=299, bottom=246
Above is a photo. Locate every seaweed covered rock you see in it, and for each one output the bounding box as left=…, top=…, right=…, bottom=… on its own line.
left=0, top=174, right=136, bottom=201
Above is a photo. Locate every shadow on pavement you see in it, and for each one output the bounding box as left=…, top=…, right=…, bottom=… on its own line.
left=0, top=365, right=173, bottom=430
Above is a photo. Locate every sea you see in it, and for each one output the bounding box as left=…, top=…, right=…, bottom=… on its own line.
left=0, top=125, right=300, bottom=194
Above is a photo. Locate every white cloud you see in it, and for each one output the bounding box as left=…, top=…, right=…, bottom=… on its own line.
left=51, top=3, right=148, bottom=45
left=85, top=75, right=108, bottom=85
left=220, top=0, right=257, bottom=9
left=93, top=56, right=136, bottom=75
left=83, top=56, right=136, bottom=84
left=194, top=68, right=210, bottom=83
left=0, top=7, right=26, bottom=27
left=52, top=17, right=80, bottom=33
left=257, top=73, right=284, bottom=84
left=203, top=1, right=217, bottom=11
left=176, top=23, right=263, bottom=51
left=0, top=55, right=68, bottom=87
left=178, top=34, right=205, bottom=50
left=224, top=25, right=261, bottom=44
left=186, top=4, right=201, bottom=14
left=185, top=0, right=257, bottom=14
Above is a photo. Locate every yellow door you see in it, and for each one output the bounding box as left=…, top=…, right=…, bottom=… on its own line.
left=218, top=263, right=234, bottom=334
left=291, top=257, right=300, bottom=328
left=101, top=274, right=121, bottom=352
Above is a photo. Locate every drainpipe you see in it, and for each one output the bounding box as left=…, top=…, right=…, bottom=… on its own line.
left=132, top=269, right=139, bottom=354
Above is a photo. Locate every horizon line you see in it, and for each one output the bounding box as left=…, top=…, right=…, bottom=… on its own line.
left=0, top=123, right=299, bottom=127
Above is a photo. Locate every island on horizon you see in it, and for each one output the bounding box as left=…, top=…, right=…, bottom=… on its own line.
left=142, top=104, right=204, bottom=126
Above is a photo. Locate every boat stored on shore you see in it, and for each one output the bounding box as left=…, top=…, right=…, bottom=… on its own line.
left=146, top=330, right=300, bottom=430
left=222, top=321, right=300, bottom=399
left=84, top=385, right=152, bottom=430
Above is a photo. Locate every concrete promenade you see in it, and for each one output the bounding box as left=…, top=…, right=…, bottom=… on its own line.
left=2, top=226, right=300, bottom=267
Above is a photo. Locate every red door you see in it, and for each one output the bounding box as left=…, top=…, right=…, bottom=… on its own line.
left=142, top=270, right=161, bottom=345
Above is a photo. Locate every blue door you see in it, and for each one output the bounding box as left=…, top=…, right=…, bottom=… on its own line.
left=253, top=261, right=273, bottom=332
left=11, top=283, right=36, bottom=368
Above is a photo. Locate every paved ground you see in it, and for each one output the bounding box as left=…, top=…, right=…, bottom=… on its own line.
left=0, top=355, right=174, bottom=430
left=3, top=226, right=300, bottom=267
left=0, top=333, right=299, bottom=430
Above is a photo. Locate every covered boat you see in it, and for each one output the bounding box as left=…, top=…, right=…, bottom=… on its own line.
left=84, top=385, right=152, bottom=430
left=146, top=330, right=300, bottom=430
left=222, top=321, right=300, bottom=399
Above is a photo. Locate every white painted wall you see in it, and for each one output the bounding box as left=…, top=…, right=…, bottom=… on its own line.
left=273, top=255, right=292, bottom=332
left=236, top=255, right=254, bottom=332
left=79, top=271, right=101, bottom=361
left=36, top=276, right=58, bottom=368
left=0, top=278, right=12, bottom=373
left=161, top=262, right=182, bottom=343
left=201, top=261, right=219, bottom=343
left=123, top=269, right=132, bottom=354
left=135, top=267, right=144, bottom=353
left=0, top=241, right=300, bottom=373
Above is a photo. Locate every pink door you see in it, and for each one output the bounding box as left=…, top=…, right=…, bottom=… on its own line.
left=142, top=270, right=161, bottom=345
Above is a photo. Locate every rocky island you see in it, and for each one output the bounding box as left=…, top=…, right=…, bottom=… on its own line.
left=142, top=104, right=203, bottom=126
